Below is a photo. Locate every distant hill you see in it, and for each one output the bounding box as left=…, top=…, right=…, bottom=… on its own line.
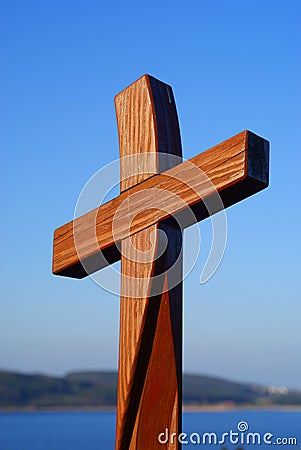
left=0, top=370, right=300, bottom=409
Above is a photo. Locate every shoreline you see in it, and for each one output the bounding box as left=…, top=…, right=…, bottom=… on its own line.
left=183, top=404, right=301, bottom=412
left=1, top=405, right=301, bottom=413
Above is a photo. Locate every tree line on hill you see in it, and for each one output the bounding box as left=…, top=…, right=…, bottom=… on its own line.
left=0, top=370, right=301, bottom=408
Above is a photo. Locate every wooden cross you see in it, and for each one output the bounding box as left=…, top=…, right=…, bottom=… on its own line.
left=52, top=75, right=269, bottom=449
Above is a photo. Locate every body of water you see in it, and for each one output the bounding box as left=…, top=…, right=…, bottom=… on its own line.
left=0, top=410, right=300, bottom=449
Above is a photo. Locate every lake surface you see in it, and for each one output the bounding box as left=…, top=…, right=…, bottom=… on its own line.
left=0, top=410, right=300, bottom=449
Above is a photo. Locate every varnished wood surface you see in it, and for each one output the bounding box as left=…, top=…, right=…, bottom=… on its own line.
left=52, top=129, right=269, bottom=278
left=52, top=74, right=269, bottom=449
left=115, top=75, right=182, bottom=449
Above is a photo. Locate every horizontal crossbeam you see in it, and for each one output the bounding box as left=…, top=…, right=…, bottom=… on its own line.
left=52, top=130, right=269, bottom=278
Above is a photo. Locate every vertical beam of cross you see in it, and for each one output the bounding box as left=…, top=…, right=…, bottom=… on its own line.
left=114, top=75, right=183, bottom=449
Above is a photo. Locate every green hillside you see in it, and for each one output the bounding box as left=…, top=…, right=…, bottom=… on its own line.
left=0, top=370, right=300, bottom=408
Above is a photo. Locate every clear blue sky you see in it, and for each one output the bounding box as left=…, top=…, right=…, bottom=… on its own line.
left=1, top=0, right=300, bottom=388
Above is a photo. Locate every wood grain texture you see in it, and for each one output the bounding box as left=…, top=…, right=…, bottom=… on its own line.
left=52, top=130, right=269, bottom=278
left=114, top=75, right=182, bottom=449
